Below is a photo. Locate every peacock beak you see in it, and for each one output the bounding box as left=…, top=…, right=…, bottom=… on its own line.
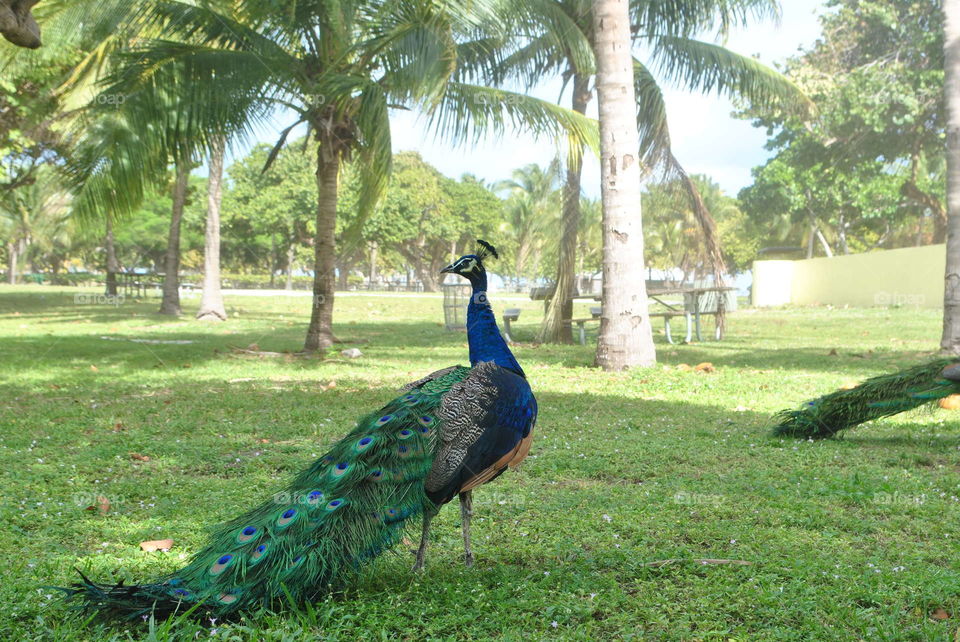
left=440, top=263, right=456, bottom=274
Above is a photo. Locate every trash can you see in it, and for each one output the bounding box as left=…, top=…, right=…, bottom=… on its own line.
left=441, top=281, right=472, bottom=330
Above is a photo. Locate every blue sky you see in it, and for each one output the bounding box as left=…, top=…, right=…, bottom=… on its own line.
left=235, top=0, right=824, bottom=198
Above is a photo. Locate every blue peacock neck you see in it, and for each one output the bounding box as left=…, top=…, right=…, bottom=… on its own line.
left=464, top=273, right=524, bottom=377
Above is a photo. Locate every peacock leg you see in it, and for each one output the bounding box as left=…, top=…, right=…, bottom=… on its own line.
left=460, top=491, right=474, bottom=567
left=412, top=510, right=434, bottom=571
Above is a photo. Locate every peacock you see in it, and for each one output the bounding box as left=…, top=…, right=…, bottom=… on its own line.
left=773, top=358, right=960, bottom=439
left=63, top=240, right=537, bottom=619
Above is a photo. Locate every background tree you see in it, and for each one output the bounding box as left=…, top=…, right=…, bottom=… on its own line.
left=741, top=0, right=946, bottom=254
left=493, top=0, right=809, bottom=342
left=108, top=0, right=595, bottom=351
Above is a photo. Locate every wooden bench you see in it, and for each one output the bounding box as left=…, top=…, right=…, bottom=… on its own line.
left=501, top=308, right=521, bottom=343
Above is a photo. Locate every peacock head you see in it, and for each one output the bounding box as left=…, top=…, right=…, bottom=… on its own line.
left=440, top=240, right=498, bottom=288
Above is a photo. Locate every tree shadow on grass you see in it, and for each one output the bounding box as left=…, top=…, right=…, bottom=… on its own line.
left=9, top=376, right=960, bottom=636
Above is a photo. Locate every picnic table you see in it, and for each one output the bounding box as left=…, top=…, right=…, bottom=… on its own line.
left=563, top=285, right=737, bottom=345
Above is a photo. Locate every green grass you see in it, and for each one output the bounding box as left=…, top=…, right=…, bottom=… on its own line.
left=1, top=285, right=959, bottom=641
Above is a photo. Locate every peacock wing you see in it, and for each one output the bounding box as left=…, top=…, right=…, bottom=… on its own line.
left=424, top=361, right=537, bottom=506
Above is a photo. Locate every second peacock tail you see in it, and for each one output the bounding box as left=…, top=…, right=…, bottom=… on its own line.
left=64, top=240, right=537, bottom=619
left=773, top=358, right=960, bottom=439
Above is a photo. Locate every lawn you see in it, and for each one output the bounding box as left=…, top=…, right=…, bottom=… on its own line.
left=1, top=286, right=958, bottom=641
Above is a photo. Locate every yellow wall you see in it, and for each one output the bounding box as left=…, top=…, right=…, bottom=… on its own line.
left=752, top=244, right=945, bottom=309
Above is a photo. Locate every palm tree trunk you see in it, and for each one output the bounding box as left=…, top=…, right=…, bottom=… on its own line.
left=159, top=162, right=189, bottom=316
left=942, top=0, right=960, bottom=354
left=197, top=135, right=228, bottom=321
left=593, top=0, right=656, bottom=370
left=304, top=148, right=338, bottom=352
left=6, top=241, right=17, bottom=284
left=541, top=74, right=591, bottom=344
left=104, top=215, right=118, bottom=296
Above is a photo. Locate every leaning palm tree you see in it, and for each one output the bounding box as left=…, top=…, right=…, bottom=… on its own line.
left=103, top=0, right=596, bottom=351
left=489, top=0, right=810, bottom=343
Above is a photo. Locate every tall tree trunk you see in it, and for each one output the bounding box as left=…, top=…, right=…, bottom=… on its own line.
left=6, top=240, right=17, bottom=284
left=197, top=135, right=228, bottom=321
left=104, top=215, right=118, bottom=296
left=304, top=148, right=338, bottom=352
left=593, top=0, right=656, bottom=370
left=285, top=240, right=295, bottom=290
left=159, top=162, right=189, bottom=316
left=369, top=241, right=378, bottom=286
left=942, top=0, right=960, bottom=354
left=270, top=233, right=277, bottom=288
left=540, top=76, right=591, bottom=344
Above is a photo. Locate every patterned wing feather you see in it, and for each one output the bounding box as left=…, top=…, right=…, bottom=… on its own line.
left=426, top=362, right=537, bottom=505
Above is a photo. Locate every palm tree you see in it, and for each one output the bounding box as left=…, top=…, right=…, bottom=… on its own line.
left=0, top=166, right=71, bottom=283
left=196, top=134, right=228, bottom=321
left=592, top=0, right=655, bottom=370
left=492, top=0, right=809, bottom=343
left=943, top=0, right=960, bottom=354
left=495, top=161, right=561, bottom=284
left=104, top=0, right=596, bottom=351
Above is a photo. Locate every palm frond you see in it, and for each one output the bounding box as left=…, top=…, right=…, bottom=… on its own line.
left=650, top=35, right=813, bottom=116
left=423, top=82, right=599, bottom=161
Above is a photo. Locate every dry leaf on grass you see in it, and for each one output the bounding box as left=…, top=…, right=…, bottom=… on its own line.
left=939, top=395, right=960, bottom=411
left=129, top=452, right=150, bottom=462
left=85, top=496, right=110, bottom=514
left=931, top=607, right=951, bottom=620
left=140, top=539, right=174, bottom=552
left=694, top=362, right=715, bottom=373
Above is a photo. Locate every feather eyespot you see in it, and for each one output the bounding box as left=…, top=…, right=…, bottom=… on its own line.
left=376, top=414, right=393, bottom=425
left=397, top=429, right=414, bottom=440
left=418, top=415, right=435, bottom=427
left=355, top=436, right=375, bottom=452
left=325, top=498, right=345, bottom=511
left=305, top=490, right=324, bottom=507
left=277, top=508, right=298, bottom=528
left=209, top=554, right=234, bottom=576
left=331, top=461, right=351, bottom=478
left=218, top=592, right=239, bottom=605
left=236, top=525, right=258, bottom=544
left=250, top=543, right=268, bottom=564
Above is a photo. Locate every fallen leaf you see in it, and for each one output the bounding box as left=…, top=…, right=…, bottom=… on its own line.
left=676, top=363, right=692, bottom=372
left=85, top=496, right=110, bottom=514
left=940, top=395, right=960, bottom=411
left=247, top=343, right=260, bottom=352
left=828, top=348, right=838, bottom=356
left=258, top=438, right=270, bottom=444
left=931, top=608, right=951, bottom=620
left=112, top=422, right=125, bottom=432
left=90, top=365, right=99, bottom=372
left=129, top=452, right=150, bottom=462
left=694, top=362, right=715, bottom=373
left=140, top=539, right=174, bottom=552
